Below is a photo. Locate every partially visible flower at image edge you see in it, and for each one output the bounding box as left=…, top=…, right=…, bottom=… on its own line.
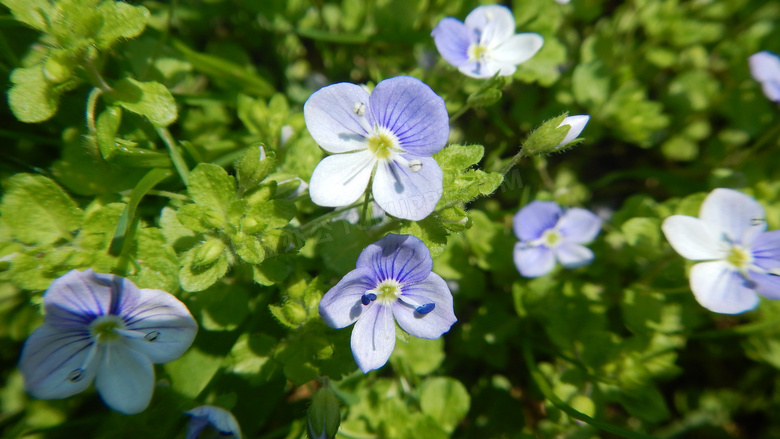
left=662, top=188, right=780, bottom=314
left=749, top=50, right=780, bottom=103
left=185, top=405, right=242, bottom=439
left=304, top=76, right=449, bottom=221
left=513, top=201, right=602, bottom=278
left=18, top=269, right=198, bottom=414
left=319, top=234, right=457, bottom=373
left=431, top=4, right=544, bottom=78
left=556, top=115, right=590, bottom=149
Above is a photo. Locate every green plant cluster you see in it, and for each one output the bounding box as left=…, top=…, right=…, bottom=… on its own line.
left=0, top=0, right=779, bottom=438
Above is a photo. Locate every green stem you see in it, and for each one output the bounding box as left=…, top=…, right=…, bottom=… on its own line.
left=299, top=202, right=365, bottom=237
left=499, top=150, right=525, bottom=176
left=522, top=336, right=660, bottom=439
left=145, top=189, right=190, bottom=200
left=690, top=315, right=780, bottom=339
left=85, top=87, right=102, bottom=138
left=156, top=126, right=190, bottom=186
left=83, top=58, right=112, bottom=92
left=449, top=102, right=472, bottom=123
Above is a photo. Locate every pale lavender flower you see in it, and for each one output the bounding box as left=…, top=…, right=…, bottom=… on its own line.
left=431, top=5, right=544, bottom=79
left=319, top=234, right=457, bottom=373
left=19, top=269, right=197, bottom=414
left=749, top=51, right=780, bottom=103
left=556, top=115, right=590, bottom=148
left=304, top=76, right=449, bottom=221
left=185, top=405, right=242, bottom=439
left=513, top=201, right=602, bottom=277
left=662, top=188, right=780, bottom=314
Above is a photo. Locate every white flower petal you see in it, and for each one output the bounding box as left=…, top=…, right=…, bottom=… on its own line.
left=351, top=304, right=396, bottom=373
left=699, top=188, right=766, bottom=245
left=513, top=244, right=556, bottom=278
left=749, top=51, right=780, bottom=83
left=19, top=325, right=99, bottom=399
left=372, top=156, right=442, bottom=221
left=119, top=288, right=198, bottom=364
left=303, top=83, right=372, bottom=153
left=689, top=261, right=759, bottom=314
left=95, top=343, right=155, bottom=414
left=491, top=33, right=544, bottom=65
left=661, top=215, right=724, bottom=261
left=554, top=243, right=595, bottom=269
left=556, top=115, right=590, bottom=148
left=393, top=273, right=457, bottom=339
left=309, top=150, right=376, bottom=207
left=465, top=5, right=516, bottom=46
left=319, top=268, right=376, bottom=329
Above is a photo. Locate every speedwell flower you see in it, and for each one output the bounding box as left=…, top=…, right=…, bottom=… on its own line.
left=19, top=269, right=197, bottom=414
left=305, top=76, right=449, bottom=221
left=185, top=405, right=242, bottom=439
left=662, top=188, right=780, bottom=314
left=319, top=234, right=457, bottom=373
left=749, top=51, right=780, bottom=103
left=431, top=5, right=544, bottom=78
left=513, top=201, right=602, bottom=278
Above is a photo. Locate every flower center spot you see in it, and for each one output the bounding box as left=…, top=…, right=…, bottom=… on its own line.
left=368, top=132, right=396, bottom=159
left=542, top=229, right=562, bottom=247
left=468, top=43, right=489, bottom=61
left=89, top=315, right=125, bottom=343
left=726, top=246, right=752, bottom=270
left=372, top=279, right=402, bottom=305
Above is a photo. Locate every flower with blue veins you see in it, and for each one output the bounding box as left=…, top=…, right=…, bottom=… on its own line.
left=319, top=234, right=457, bottom=373
left=749, top=51, right=780, bottom=103
left=185, top=405, right=242, bottom=439
left=431, top=5, right=544, bottom=79
left=513, top=201, right=602, bottom=278
left=304, top=76, right=449, bottom=221
left=662, top=188, right=780, bottom=314
left=18, top=269, right=197, bottom=414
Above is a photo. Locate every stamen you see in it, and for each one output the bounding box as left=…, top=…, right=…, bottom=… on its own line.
left=144, top=331, right=161, bottom=342
left=751, top=217, right=766, bottom=226
left=68, top=368, right=85, bottom=382
left=416, top=303, right=435, bottom=314
left=352, top=102, right=366, bottom=117
left=361, top=293, right=377, bottom=306
left=409, top=160, right=422, bottom=172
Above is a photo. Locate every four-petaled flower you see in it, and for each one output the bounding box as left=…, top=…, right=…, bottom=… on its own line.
left=305, top=76, right=449, bottom=221
left=319, top=234, right=457, bottom=373
left=186, top=405, right=242, bottom=439
left=19, top=269, right=198, bottom=414
left=749, top=51, right=780, bottom=103
left=662, top=188, right=780, bottom=314
left=513, top=201, right=602, bottom=278
left=431, top=5, right=544, bottom=78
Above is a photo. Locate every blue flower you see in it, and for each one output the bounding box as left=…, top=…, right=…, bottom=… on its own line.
left=185, top=405, right=242, bottom=439
left=513, top=201, right=602, bottom=277
left=304, top=76, right=449, bottom=221
left=18, top=269, right=198, bottom=414
left=662, top=188, right=780, bottom=314
left=431, top=5, right=544, bottom=79
left=749, top=51, right=780, bottom=103
left=319, top=234, right=457, bottom=373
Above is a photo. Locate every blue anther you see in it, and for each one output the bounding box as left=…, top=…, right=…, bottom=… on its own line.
left=416, top=303, right=435, bottom=314
left=743, top=279, right=757, bottom=289
left=367, top=293, right=377, bottom=302
left=361, top=295, right=371, bottom=305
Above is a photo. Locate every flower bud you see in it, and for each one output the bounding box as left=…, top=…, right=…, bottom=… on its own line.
left=308, top=386, right=340, bottom=439
left=521, top=114, right=590, bottom=156
left=193, top=239, right=226, bottom=268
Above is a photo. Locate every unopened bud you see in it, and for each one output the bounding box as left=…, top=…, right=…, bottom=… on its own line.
left=193, top=239, right=225, bottom=267
left=308, top=386, right=340, bottom=439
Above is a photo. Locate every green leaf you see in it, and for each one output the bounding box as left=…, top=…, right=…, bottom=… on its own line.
left=236, top=147, right=275, bottom=195
left=232, top=232, right=266, bottom=265
left=398, top=216, right=448, bottom=259
left=573, top=61, right=611, bottom=108
left=1, top=174, right=83, bottom=246
left=435, top=144, right=503, bottom=205
left=419, top=377, right=471, bottom=433
left=105, top=78, right=178, bottom=127
left=0, top=0, right=51, bottom=30
left=8, top=66, right=59, bottom=123
left=390, top=337, right=445, bottom=376
left=227, top=333, right=278, bottom=384
left=94, top=1, right=149, bottom=50
left=177, top=204, right=225, bottom=233
left=187, top=163, right=237, bottom=215
left=164, top=346, right=223, bottom=399
left=190, top=284, right=250, bottom=331
left=179, top=242, right=230, bottom=292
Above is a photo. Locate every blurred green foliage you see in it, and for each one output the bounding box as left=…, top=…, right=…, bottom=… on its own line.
left=0, top=0, right=779, bottom=438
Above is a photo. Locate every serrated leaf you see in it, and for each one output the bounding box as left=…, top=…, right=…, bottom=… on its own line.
left=398, top=216, right=448, bottom=259
left=179, top=243, right=229, bottom=292
left=233, top=232, right=266, bottom=265
left=228, top=333, right=278, bottom=384
left=177, top=204, right=224, bottom=233
left=248, top=200, right=296, bottom=230
left=435, top=144, right=484, bottom=172
left=8, top=66, right=59, bottom=123
left=105, top=78, right=178, bottom=127
left=237, top=147, right=275, bottom=195
left=187, top=163, right=237, bottom=215
left=1, top=174, right=83, bottom=246
left=94, top=1, right=149, bottom=50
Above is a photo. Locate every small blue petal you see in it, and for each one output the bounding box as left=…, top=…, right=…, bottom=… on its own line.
left=415, top=303, right=435, bottom=314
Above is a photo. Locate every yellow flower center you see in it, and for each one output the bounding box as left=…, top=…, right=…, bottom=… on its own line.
left=468, top=43, right=489, bottom=61
left=726, top=246, right=752, bottom=270
left=89, top=316, right=124, bottom=342
left=373, top=279, right=402, bottom=305
left=368, top=132, right=396, bottom=159
left=542, top=229, right=562, bottom=247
